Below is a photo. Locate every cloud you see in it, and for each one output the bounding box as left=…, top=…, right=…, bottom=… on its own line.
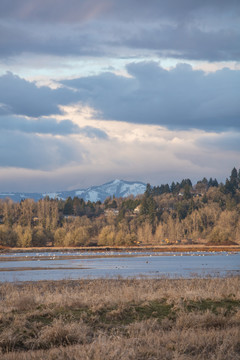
left=123, top=25, right=240, bottom=62
left=1, top=63, right=239, bottom=133
left=1, top=1, right=239, bottom=192
left=197, top=132, right=240, bottom=152
left=0, top=0, right=111, bottom=23
left=0, top=70, right=110, bottom=172
left=0, top=115, right=108, bottom=138
left=0, top=72, right=60, bottom=116
left=0, top=130, right=83, bottom=170
left=0, top=120, right=239, bottom=192
left=80, top=126, right=108, bottom=139
left=1, top=0, right=239, bottom=24
left=0, top=1, right=239, bottom=62
left=0, top=21, right=104, bottom=58
left=0, top=72, right=78, bottom=117
left=61, top=62, right=240, bottom=132
left=0, top=116, right=80, bottom=135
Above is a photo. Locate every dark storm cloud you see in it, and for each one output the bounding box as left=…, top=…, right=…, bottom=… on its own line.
left=0, top=0, right=239, bottom=61
left=0, top=72, right=78, bottom=117
left=0, top=130, right=83, bottom=170
left=0, top=22, right=103, bottom=58
left=1, top=0, right=239, bottom=23
left=124, top=25, right=240, bottom=62
left=1, top=63, right=239, bottom=132
left=61, top=62, right=240, bottom=131
left=0, top=71, right=110, bottom=139
left=0, top=0, right=110, bottom=23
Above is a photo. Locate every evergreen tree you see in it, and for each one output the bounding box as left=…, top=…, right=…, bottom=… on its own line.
left=180, top=179, right=192, bottom=189
left=170, top=182, right=176, bottom=193
left=223, top=178, right=236, bottom=196
left=208, top=177, right=218, bottom=188
left=230, top=167, right=238, bottom=189
left=145, top=183, right=152, bottom=197
left=183, top=185, right=192, bottom=200
left=63, top=197, right=73, bottom=215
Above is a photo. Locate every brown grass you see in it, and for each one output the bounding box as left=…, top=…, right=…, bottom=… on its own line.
left=0, top=278, right=239, bottom=359
left=3, top=244, right=240, bottom=253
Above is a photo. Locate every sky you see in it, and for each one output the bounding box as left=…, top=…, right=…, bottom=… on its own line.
left=0, top=0, right=240, bottom=192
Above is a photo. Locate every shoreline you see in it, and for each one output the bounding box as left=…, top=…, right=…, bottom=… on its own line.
left=1, top=244, right=240, bottom=253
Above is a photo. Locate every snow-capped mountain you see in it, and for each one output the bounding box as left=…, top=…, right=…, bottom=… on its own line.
left=0, top=180, right=146, bottom=203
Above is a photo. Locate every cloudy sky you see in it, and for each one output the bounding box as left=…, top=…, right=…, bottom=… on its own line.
left=0, top=0, right=239, bottom=192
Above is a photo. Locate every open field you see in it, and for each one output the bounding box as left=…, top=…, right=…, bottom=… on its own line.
left=0, top=277, right=240, bottom=359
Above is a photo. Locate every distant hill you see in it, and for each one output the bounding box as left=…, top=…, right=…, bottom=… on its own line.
left=0, top=179, right=146, bottom=203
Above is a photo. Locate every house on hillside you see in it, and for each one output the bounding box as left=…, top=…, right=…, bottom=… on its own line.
left=63, top=215, right=78, bottom=220
left=104, top=209, right=119, bottom=216
left=133, top=205, right=141, bottom=214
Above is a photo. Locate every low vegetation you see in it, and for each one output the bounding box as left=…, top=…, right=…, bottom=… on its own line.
left=1, top=167, right=240, bottom=248
left=0, top=277, right=239, bottom=359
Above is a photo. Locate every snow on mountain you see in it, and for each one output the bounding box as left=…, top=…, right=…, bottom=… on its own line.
left=42, top=192, right=61, bottom=199
left=82, top=179, right=146, bottom=202
left=75, top=190, right=84, bottom=196
left=74, top=180, right=146, bottom=202
left=0, top=180, right=146, bottom=203
left=85, top=190, right=100, bottom=203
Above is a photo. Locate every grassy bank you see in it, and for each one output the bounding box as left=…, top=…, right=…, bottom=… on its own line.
left=2, top=244, right=240, bottom=253
left=0, top=278, right=240, bottom=359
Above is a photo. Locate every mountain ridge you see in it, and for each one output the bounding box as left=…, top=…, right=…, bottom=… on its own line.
left=0, top=179, right=147, bottom=203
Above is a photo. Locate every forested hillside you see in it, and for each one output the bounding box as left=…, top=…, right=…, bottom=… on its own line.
left=0, top=168, right=240, bottom=248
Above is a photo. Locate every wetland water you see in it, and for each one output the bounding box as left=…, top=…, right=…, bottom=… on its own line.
left=0, top=250, right=239, bottom=282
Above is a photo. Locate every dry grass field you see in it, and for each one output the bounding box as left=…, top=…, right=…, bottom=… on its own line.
left=3, top=245, right=240, bottom=253
left=0, top=277, right=239, bottom=359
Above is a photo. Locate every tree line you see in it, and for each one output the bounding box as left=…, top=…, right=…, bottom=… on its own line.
left=0, top=168, right=240, bottom=248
